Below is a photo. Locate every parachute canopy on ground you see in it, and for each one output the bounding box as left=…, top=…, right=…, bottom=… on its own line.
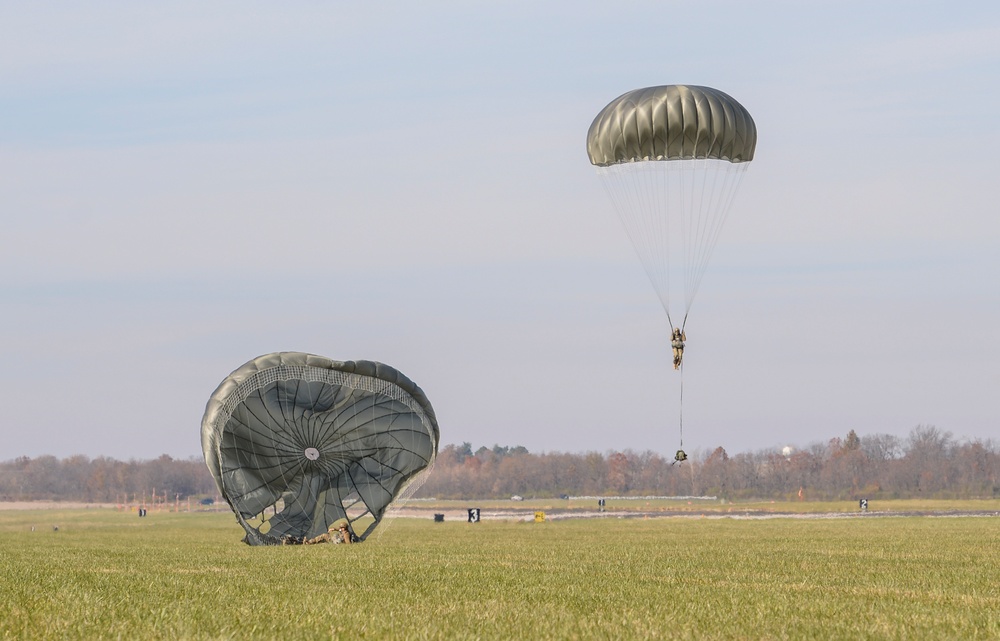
left=587, top=84, right=757, bottom=328
left=201, top=352, right=439, bottom=545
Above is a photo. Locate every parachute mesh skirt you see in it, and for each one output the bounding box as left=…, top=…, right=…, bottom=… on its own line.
left=201, top=352, right=439, bottom=545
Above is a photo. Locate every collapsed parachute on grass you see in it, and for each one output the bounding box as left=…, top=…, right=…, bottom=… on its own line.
left=201, top=352, right=439, bottom=545
left=587, top=84, right=756, bottom=329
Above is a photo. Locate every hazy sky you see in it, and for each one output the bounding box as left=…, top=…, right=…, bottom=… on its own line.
left=2, top=2, right=998, bottom=461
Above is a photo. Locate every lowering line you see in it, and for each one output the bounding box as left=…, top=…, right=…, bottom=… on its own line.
left=672, top=346, right=688, bottom=465
left=679, top=364, right=684, bottom=449
left=672, top=364, right=687, bottom=465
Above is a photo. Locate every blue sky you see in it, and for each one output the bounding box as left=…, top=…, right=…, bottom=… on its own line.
left=2, top=1, right=998, bottom=460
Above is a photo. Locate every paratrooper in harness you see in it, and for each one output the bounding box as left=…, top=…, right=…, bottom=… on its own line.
left=671, top=327, right=686, bottom=370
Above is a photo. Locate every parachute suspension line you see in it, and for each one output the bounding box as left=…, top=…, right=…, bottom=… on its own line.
left=683, top=158, right=712, bottom=312
left=645, top=162, right=671, bottom=317
left=703, top=163, right=747, bottom=282
left=598, top=160, right=750, bottom=328
left=683, top=161, right=750, bottom=315
left=597, top=164, right=674, bottom=320
left=636, top=161, right=671, bottom=316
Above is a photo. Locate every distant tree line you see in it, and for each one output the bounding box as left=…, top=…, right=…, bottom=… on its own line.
left=416, top=426, right=999, bottom=501
left=0, top=454, right=218, bottom=503
left=2, top=426, right=997, bottom=503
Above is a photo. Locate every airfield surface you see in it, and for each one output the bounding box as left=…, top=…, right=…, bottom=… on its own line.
left=2, top=503, right=997, bottom=640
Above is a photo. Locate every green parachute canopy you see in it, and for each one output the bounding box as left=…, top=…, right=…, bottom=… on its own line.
left=201, top=352, right=439, bottom=545
left=587, top=85, right=756, bottom=166
left=587, top=84, right=756, bottom=328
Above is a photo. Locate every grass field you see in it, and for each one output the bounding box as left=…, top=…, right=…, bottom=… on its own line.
left=1, top=506, right=998, bottom=640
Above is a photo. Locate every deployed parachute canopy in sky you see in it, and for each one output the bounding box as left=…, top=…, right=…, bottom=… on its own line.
left=587, top=84, right=757, bottom=334
left=201, top=352, right=439, bottom=545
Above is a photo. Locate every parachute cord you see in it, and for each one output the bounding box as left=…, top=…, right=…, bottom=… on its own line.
left=678, top=364, right=684, bottom=449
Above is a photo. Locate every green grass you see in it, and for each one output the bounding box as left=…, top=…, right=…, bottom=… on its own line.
left=1, top=507, right=998, bottom=640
